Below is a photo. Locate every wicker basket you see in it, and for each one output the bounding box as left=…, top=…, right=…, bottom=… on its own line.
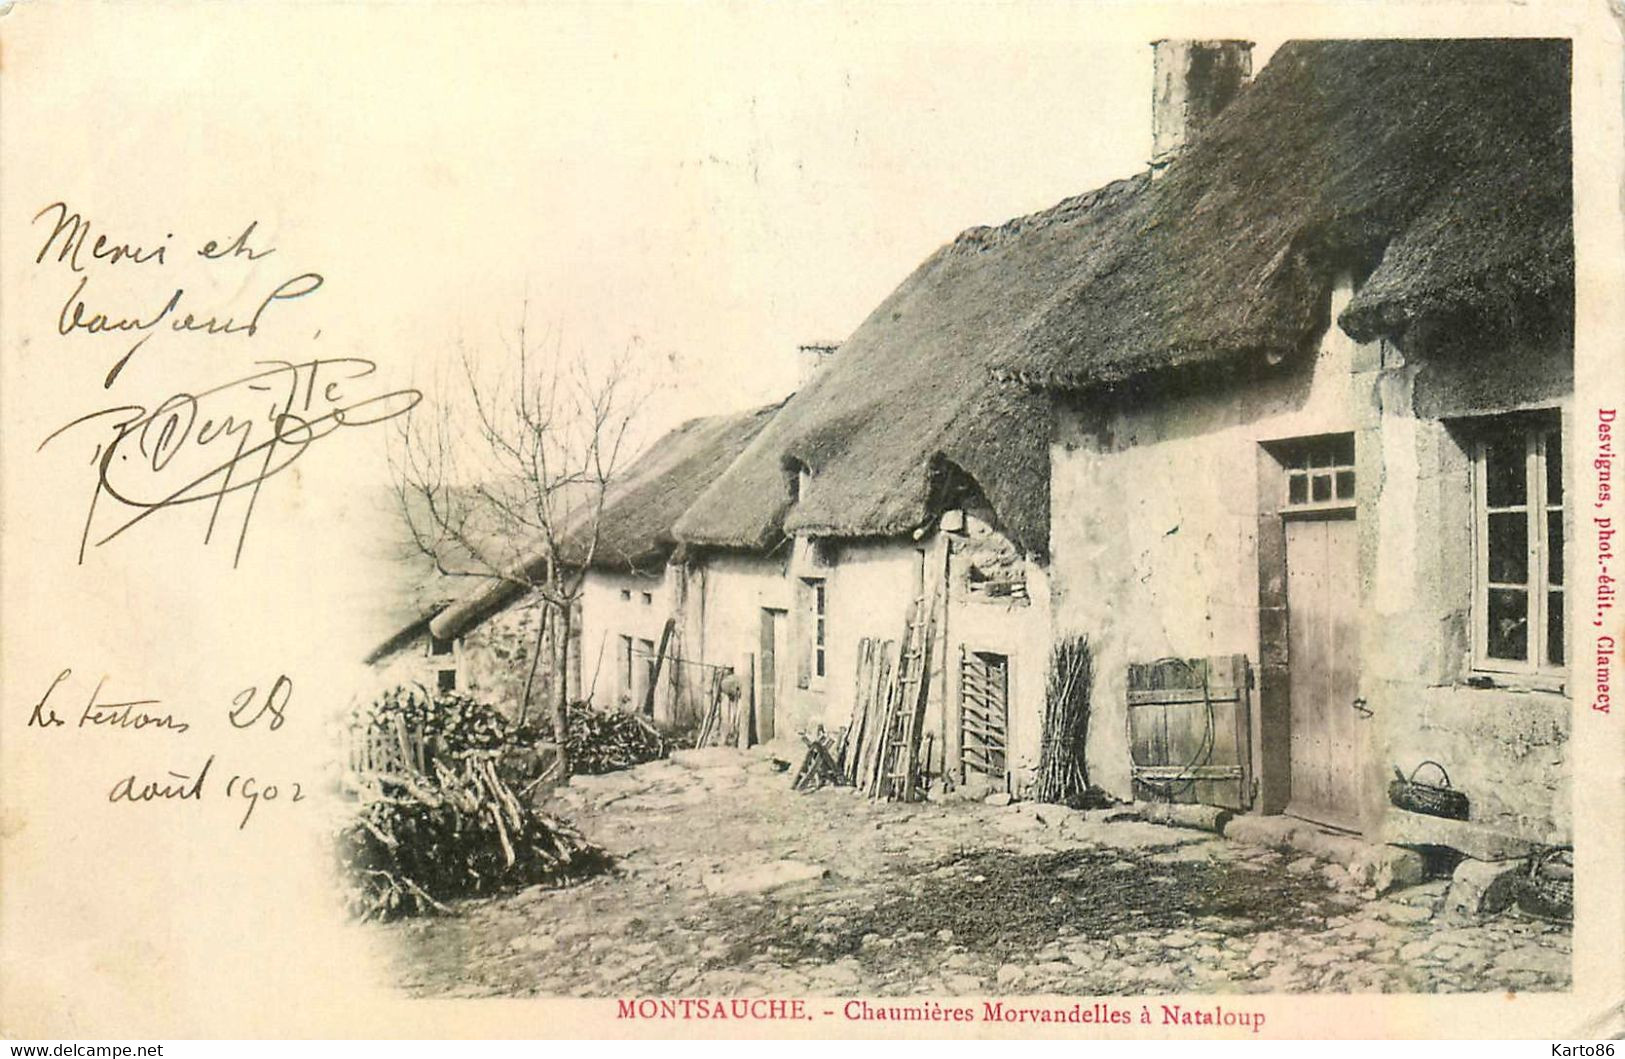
left=1388, top=760, right=1470, bottom=820
left=1516, top=846, right=1573, bottom=922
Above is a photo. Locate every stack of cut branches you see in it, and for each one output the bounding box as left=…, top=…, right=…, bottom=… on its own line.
left=553, top=701, right=669, bottom=775
left=335, top=752, right=612, bottom=921
left=1034, top=636, right=1097, bottom=806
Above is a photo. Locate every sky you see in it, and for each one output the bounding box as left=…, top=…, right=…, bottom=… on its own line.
left=2, top=4, right=1288, bottom=642
left=216, top=7, right=1281, bottom=437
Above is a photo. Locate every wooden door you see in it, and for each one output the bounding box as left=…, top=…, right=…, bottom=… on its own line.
left=758, top=608, right=783, bottom=741
left=1284, top=516, right=1362, bottom=831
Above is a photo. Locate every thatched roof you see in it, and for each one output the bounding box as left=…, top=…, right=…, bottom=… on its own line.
left=567, top=400, right=784, bottom=572
left=425, top=401, right=782, bottom=642
left=676, top=39, right=1570, bottom=554
left=994, top=38, right=1573, bottom=389
left=673, top=177, right=1146, bottom=555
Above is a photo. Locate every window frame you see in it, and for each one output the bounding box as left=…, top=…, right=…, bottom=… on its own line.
left=1471, top=419, right=1565, bottom=677
left=812, top=580, right=827, bottom=683
left=800, top=576, right=827, bottom=688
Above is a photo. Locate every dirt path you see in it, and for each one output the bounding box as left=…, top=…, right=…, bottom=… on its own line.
left=373, top=747, right=1571, bottom=997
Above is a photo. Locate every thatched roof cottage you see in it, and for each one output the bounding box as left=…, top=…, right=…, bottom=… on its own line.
left=670, top=128, right=1159, bottom=789
left=370, top=39, right=1575, bottom=860
left=1005, top=38, right=1573, bottom=852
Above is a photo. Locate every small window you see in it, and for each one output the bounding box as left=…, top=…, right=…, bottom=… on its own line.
left=812, top=582, right=826, bottom=680
left=1474, top=418, right=1564, bottom=672
left=428, top=634, right=458, bottom=692
left=1282, top=434, right=1356, bottom=510
left=641, top=592, right=653, bottom=606
left=786, top=460, right=810, bottom=505
left=619, top=589, right=631, bottom=602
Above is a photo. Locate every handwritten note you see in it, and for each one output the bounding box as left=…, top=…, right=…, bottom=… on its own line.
left=19, top=201, right=420, bottom=831
left=28, top=202, right=421, bottom=567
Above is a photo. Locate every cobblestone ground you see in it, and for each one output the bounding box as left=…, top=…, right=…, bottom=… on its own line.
left=374, top=748, right=1571, bottom=997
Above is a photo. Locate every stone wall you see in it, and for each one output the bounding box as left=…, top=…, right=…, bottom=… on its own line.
left=943, top=509, right=1053, bottom=794
left=365, top=595, right=556, bottom=723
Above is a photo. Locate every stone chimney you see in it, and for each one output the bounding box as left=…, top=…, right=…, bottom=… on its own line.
left=796, top=342, right=839, bottom=387
left=1150, top=39, right=1253, bottom=170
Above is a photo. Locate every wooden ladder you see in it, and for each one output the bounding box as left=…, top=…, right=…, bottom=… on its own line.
left=872, top=588, right=938, bottom=800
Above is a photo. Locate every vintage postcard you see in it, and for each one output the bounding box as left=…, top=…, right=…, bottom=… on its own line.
left=1, top=0, right=1621, bottom=1042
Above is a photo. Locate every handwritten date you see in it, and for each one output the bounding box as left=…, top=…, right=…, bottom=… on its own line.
left=107, top=755, right=305, bottom=829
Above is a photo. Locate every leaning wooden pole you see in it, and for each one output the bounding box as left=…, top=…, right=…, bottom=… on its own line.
left=642, top=617, right=676, bottom=720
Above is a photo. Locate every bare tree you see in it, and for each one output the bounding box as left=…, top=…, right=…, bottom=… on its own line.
left=390, top=310, right=644, bottom=776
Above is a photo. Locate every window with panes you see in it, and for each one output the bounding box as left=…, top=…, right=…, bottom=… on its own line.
left=1282, top=434, right=1357, bottom=511
left=1475, top=418, right=1564, bottom=672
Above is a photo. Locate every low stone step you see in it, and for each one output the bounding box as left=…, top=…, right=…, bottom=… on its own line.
left=1378, top=808, right=1542, bottom=862
left=1221, top=813, right=1426, bottom=894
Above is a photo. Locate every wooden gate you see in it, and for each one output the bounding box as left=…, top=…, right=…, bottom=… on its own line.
left=1127, top=654, right=1253, bottom=810
left=959, top=647, right=1009, bottom=781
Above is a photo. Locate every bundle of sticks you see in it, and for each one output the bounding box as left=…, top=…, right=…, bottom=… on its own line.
left=1033, top=635, right=1094, bottom=805
left=336, top=751, right=612, bottom=921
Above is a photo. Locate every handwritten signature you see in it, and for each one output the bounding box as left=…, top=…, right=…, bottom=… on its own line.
left=39, top=358, right=421, bottom=566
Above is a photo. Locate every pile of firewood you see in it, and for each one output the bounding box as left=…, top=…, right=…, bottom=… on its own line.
left=335, top=753, right=612, bottom=921
left=554, top=701, right=670, bottom=775
left=336, top=687, right=613, bottom=921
